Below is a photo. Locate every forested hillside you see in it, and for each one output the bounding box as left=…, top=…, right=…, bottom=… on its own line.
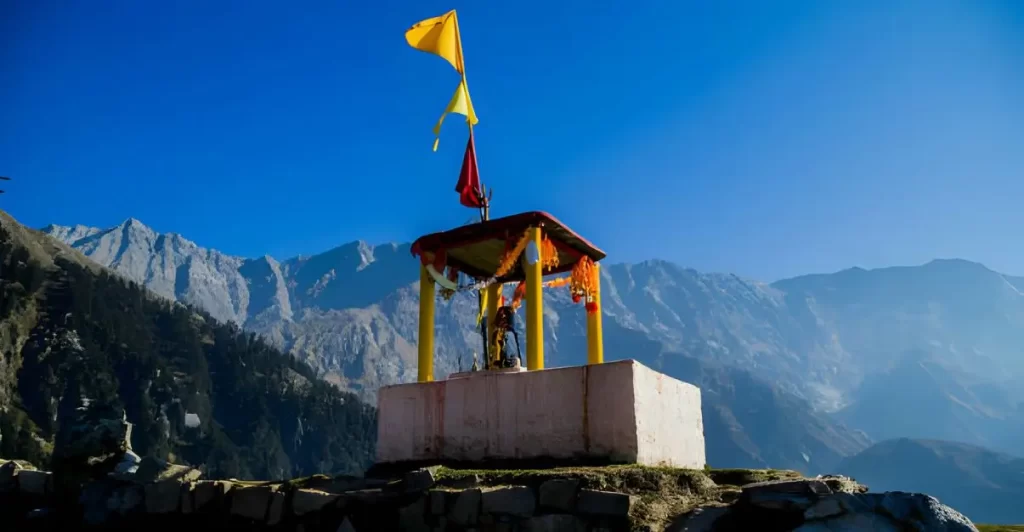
left=0, top=211, right=376, bottom=479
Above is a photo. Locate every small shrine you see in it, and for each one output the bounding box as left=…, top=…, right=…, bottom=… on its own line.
left=409, top=211, right=606, bottom=381
left=375, top=9, right=705, bottom=469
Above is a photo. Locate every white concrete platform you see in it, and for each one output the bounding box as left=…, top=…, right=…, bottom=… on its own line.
left=375, top=359, right=705, bottom=469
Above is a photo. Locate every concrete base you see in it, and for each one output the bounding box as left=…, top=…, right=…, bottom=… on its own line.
left=448, top=366, right=525, bottom=380
left=375, top=359, right=705, bottom=469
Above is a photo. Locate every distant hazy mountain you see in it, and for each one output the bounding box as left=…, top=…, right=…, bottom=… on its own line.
left=836, top=350, right=1024, bottom=454
left=42, top=218, right=1024, bottom=468
left=774, top=259, right=1024, bottom=392
left=837, top=438, right=1024, bottom=524
left=660, top=352, right=870, bottom=472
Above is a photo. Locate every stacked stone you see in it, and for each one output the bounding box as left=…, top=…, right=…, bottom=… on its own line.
left=1, top=460, right=53, bottom=496
left=0, top=462, right=638, bottom=531
left=418, top=473, right=634, bottom=532
left=0, top=461, right=982, bottom=531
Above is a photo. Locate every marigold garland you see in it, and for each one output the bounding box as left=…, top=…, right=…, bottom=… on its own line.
left=461, top=227, right=597, bottom=316
left=543, top=277, right=571, bottom=288
left=540, top=234, right=559, bottom=272
left=495, top=230, right=531, bottom=279
left=510, top=281, right=527, bottom=311
left=569, top=256, right=598, bottom=313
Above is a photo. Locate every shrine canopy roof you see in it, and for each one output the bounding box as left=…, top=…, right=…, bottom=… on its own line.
left=411, top=211, right=606, bottom=283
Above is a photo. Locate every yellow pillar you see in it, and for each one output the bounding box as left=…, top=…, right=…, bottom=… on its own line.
left=587, top=263, right=604, bottom=364
left=525, top=226, right=544, bottom=370
left=485, top=283, right=500, bottom=362
left=417, top=265, right=436, bottom=382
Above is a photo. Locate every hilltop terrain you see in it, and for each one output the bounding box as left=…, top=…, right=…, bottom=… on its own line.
left=0, top=458, right=981, bottom=531
left=40, top=217, right=880, bottom=474
left=4, top=211, right=1022, bottom=523
left=0, top=211, right=375, bottom=479
left=42, top=218, right=1024, bottom=459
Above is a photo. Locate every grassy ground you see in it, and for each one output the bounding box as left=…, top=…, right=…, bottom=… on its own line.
left=977, top=526, right=1024, bottom=532
left=248, top=465, right=858, bottom=531
left=432, top=464, right=807, bottom=531
left=432, top=464, right=802, bottom=491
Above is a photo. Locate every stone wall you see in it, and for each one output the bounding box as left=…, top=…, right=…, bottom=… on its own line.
left=0, top=459, right=981, bottom=532
left=1, top=460, right=640, bottom=531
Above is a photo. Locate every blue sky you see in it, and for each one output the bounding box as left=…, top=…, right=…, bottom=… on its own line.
left=2, top=1, right=1022, bottom=281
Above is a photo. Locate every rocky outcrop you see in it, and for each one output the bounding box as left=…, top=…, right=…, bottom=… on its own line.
left=671, top=477, right=978, bottom=531
left=51, top=399, right=137, bottom=493
left=0, top=461, right=980, bottom=532
left=836, top=438, right=1024, bottom=524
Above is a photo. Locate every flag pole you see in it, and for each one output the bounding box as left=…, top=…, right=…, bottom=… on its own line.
left=453, top=10, right=487, bottom=223
left=453, top=11, right=494, bottom=368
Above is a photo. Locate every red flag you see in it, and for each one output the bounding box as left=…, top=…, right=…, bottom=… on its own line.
left=455, top=135, right=483, bottom=208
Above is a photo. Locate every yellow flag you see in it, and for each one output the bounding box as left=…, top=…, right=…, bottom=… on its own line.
left=405, top=10, right=464, bottom=74
left=432, top=78, right=479, bottom=151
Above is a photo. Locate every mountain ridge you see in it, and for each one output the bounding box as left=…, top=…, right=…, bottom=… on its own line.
left=41, top=216, right=1024, bottom=467
left=57, top=219, right=1003, bottom=287
left=1, top=211, right=377, bottom=479
left=39, top=217, right=875, bottom=473
left=44, top=218, right=1024, bottom=393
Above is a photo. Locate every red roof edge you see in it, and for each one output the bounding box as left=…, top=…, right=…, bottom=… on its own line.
left=411, top=211, right=606, bottom=261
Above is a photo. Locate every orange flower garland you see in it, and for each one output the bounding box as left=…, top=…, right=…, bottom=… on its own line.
left=543, top=277, right=571, bottom=288
left=495, top=230, right=531, bottom=279
left=540, top=235, right=559, bottom=272
left=494, top=228, right=560, bottom=279
left=510, top=281, right=527, bottom=311
left=569, top=256, right=599, bottom=313
left=488, top=229, right=596, bottom=315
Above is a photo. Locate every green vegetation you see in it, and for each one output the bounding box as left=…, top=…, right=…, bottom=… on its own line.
left=437, top=464, right=707, bottom=492
left=704, top=468, right=802, bottom=486
left=432, top=464, right=800, bottom=493
left=432, top=464, right=808, bottom=531
left=0, top=222, right=376, bottom=479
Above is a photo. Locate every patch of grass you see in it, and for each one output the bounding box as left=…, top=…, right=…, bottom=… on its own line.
left=281, top=474, right=333, bottom=490
left=977, top=526, right=1024, bottom=532
left=706, top=468, right=802, bottom=487
left=433, top=464, right=808, bottom=496
left=434, top=465, right=802, bottom=532
left=434, top=464, right=714, bottom=495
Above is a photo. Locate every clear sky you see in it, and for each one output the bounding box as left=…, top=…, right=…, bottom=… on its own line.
left=2, top=1, right=1023, bottom=281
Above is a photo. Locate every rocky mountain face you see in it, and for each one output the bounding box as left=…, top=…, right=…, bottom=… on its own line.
left=41, top=219, right=255, bottom=326
left=41, top=219, right=1024, bottom=471
left=662, top=353, right=871, bottom=473
left=838, top=438, right=1024, bottom=524
left=835, top=350, right=1024, bottom=455
left=2, top=212, right=376, bottom=480
left=776, top=260, right=1024, bottom=397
